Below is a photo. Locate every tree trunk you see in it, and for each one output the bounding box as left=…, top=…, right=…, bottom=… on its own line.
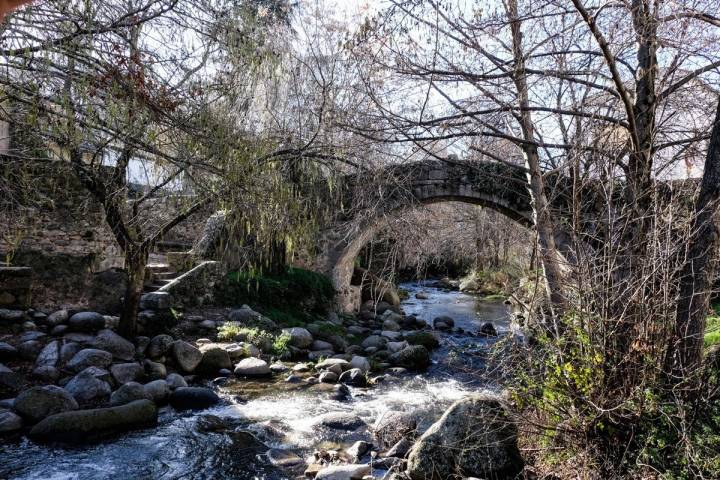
left=674, top=99, right=720, bottom=378
left=119, top=247, right=148, bottom=338
left=507, top=0, right=567, bottom=319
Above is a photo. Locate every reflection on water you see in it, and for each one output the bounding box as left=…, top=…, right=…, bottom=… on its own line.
left=1, top=282, right=510, bottom=480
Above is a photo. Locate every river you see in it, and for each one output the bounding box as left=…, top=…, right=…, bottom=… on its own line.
left=0, top=281, right=513, bottom=480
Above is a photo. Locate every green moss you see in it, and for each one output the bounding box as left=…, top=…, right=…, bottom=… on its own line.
left=705, top=308, right=720, bottom=348
left=481, top=294, right=507, bottom=302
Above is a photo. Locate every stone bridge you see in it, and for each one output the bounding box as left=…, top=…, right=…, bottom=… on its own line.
left=313, top=159, right=547, bottom=312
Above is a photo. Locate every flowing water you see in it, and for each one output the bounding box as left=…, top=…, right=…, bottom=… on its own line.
left=0, top=281, right=513, bottom=480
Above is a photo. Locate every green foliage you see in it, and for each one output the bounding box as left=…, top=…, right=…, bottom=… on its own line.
left=271, top=332, right=292, bottom=356
left=704, top=304, right=720, bottom=348
left=216, top=322, right=289, bottom=355
left=221, top=267, right=335, bottom=325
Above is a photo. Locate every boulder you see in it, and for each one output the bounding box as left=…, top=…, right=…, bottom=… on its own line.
left=28, top=399, right=158, bottom=443
left=14, top=385, right=78, bottom=423
left=0, top=309, right=26, bottom=323
left=478, top=322, right=498, bottom=337
left=166, top=373, right=188, bottom=389
left=147, top=334, right=175, bottom=359
left=64, top=368, right=112, bottom=405
left=346, top=440, right=371, bottom=459
left=385, top=436, right=413, bottom=458
left=139, top=292, right=173, bottom=310
left=433, top=316, right=455, bottom=330
left=196, top=347, right=232, bottom=376
left=110, top=382, right=149, bottom=406
left=387, top=341, right=409, bottom=353
left=32, top=366, right=60, bottom=382
left=267, top=448, right=303, bottom=467
left=233, top=358, right=271, bottom=377
left=319, top=371, right=338, bottom=383
left=143, top=359, right=167, bottom=380
left=35, top=340, right=60, bottom=367
left=227, top=306, right=277, bottom=330
left=68, top=312, right=106, bottom=332
left=311, top=340, right=334, bottom=351
left=316, top=358, right=350, bottom=371
left=314, top=412, right=364, bottom=430
left=361, top=335, right=387, bottom=350
left=415, top=292, right=429, bottom=300
left=0, top=363, right=24, bottom=391
left=0, top=342, right=18, bottom=361
left=0, top=408, right=23, bottom=433
left=389, top=345, right=431, bottom=370
left=46, top=309, right=69, bottom=326
left=168, top=387, right=220, bottom=410
left=17, top=340, right=42, bottom=360
left=59, top=342, right=82, bottom=364
left=92, top=330, right=135, bottom=361
left=405, top=331, right=440, bottom=350
left=110, top=362, right=144, bottom=385
left=315, top=464, right=371, bottom=480
left=350, top=355, right=370, bottom=373
left=406, top=395, right=523, bottom=480
left=143, top=380, right=170, bottom=404
left=382, top=318, right=401, bottom=332
left=67, top=349, right=113, bottom=372
left=338, top=368, right=367, bottom=387
left=282, top=327, right=313, bottom=349
left=373, top=411, right=417, bottom=448
left=308, top=349, right=334, bottom=361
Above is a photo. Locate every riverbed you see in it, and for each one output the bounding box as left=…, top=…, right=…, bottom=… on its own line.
left=1, top=281, right=512, bottom=480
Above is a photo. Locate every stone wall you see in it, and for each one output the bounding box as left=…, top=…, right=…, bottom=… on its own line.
left=0, top=266, right=32, bottom=309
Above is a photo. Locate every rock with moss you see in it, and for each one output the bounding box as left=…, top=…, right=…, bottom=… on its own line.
left=389, top=345, right=430, bottom=370
left=405, top=331, right=440, bottom=350
left=228, top=306, right=277, bottom=331
left=406, top=394, right=523, bottom=480
left=28, top=399, right=158, bottom=443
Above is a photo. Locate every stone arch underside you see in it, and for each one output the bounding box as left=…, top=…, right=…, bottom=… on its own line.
left=315, top=160, right=541, bottom=312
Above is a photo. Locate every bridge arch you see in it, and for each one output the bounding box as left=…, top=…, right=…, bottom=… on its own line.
left=314, top=160, right=538, bottom=312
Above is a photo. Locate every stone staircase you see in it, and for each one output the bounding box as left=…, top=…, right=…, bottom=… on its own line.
left=144, top=263, right=179, bottom=293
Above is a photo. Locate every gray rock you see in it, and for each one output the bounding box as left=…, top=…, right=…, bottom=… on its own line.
left=196, top=347, right=231, bottom=376
left=110, top=362, right=144, bottom=385
left=478, top=322, right=498, bottom=337
left=51, top=325, right=69, bottom=336
left=404, top=331, right=439, bottom=350
left=28, top=399, right=158, bottom=443
left=373, top=411, right=417, bottom=449
left=269, top=362, right=289, bottom=373
left=316, top=358, right=350, bottom=371
left=93, top=330, right=135, bottom=361
left=382, top=318, right=401, bottom=332
left=234, top=357, right=271, bottom=377
left=314, top=464, right=370, bottom=480
left=385, top=436, right=413, bottom=458
left=228, top=306, right=277, bottom=330
left=338, top=368, right=367, bottom=387
left=319, top=371, right=338, bottom=383
left=147, top=334, right=174, bottom=359
left=19, top=331, right=46, bottom=342
left=166, top=373, right=187, bottom=389
left=35, top=340, right=61, bottom=367
left=17, top=340, right=42, bottom=360
left=139, top=292, right=173, bottom=310
left=0, top=309, right=25, bottom=323
left=143, top=380, right=170, bottom=404
left=68, top=312, right=106, bottom=332
left=143, top=359, right=167, bottom=380
left=0, top=363, right=24, bottom=391
left=0, top=408, right=23, bottom=433
left=168, top=387, right=219, bottom=410
left=22, top=320, right=37, bottom=331
left=433, top=315, right=455, bottom=330
left=171, top=340, right=202, bottom=372
left=46, top=309, right=69, bottom=326
left=110, top=382, right=149, bottom=406
left=387, top=341, right=409, bottom=353
left=389, top=345, right=430, bottom=370
left=406, top=394, right=523, bottom=480
left=349, top=356, right=370, bottom=373
left=135, top=336, right=150, bottom=355
left=67, top=349, right=112, bottom=372
left=282, top=327, right=313, bottom=349
left=14, top=385, right=78, bottom=423
left=58, top=343, right=81, bottom=367
left=267, top=448, right=303, bottom=467
left=64, top=368, right=112, bottom=405
left=361, top=335, right=387, bottom=349
left=0, top=342, right=18, bottom=360
left=315, top=412, right=364, bottom=430
left=308, top=349, right=334, bottom=361
left=32, top=366, right=60, bottom=382
left=311, top=340, right=334, bottom=351
left=346, top=440, right=371, bottom=459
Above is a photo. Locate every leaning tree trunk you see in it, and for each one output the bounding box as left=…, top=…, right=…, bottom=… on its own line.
left=119, top=246, right=149, bottom=338
left=674, top=99, right=720, bottom=379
